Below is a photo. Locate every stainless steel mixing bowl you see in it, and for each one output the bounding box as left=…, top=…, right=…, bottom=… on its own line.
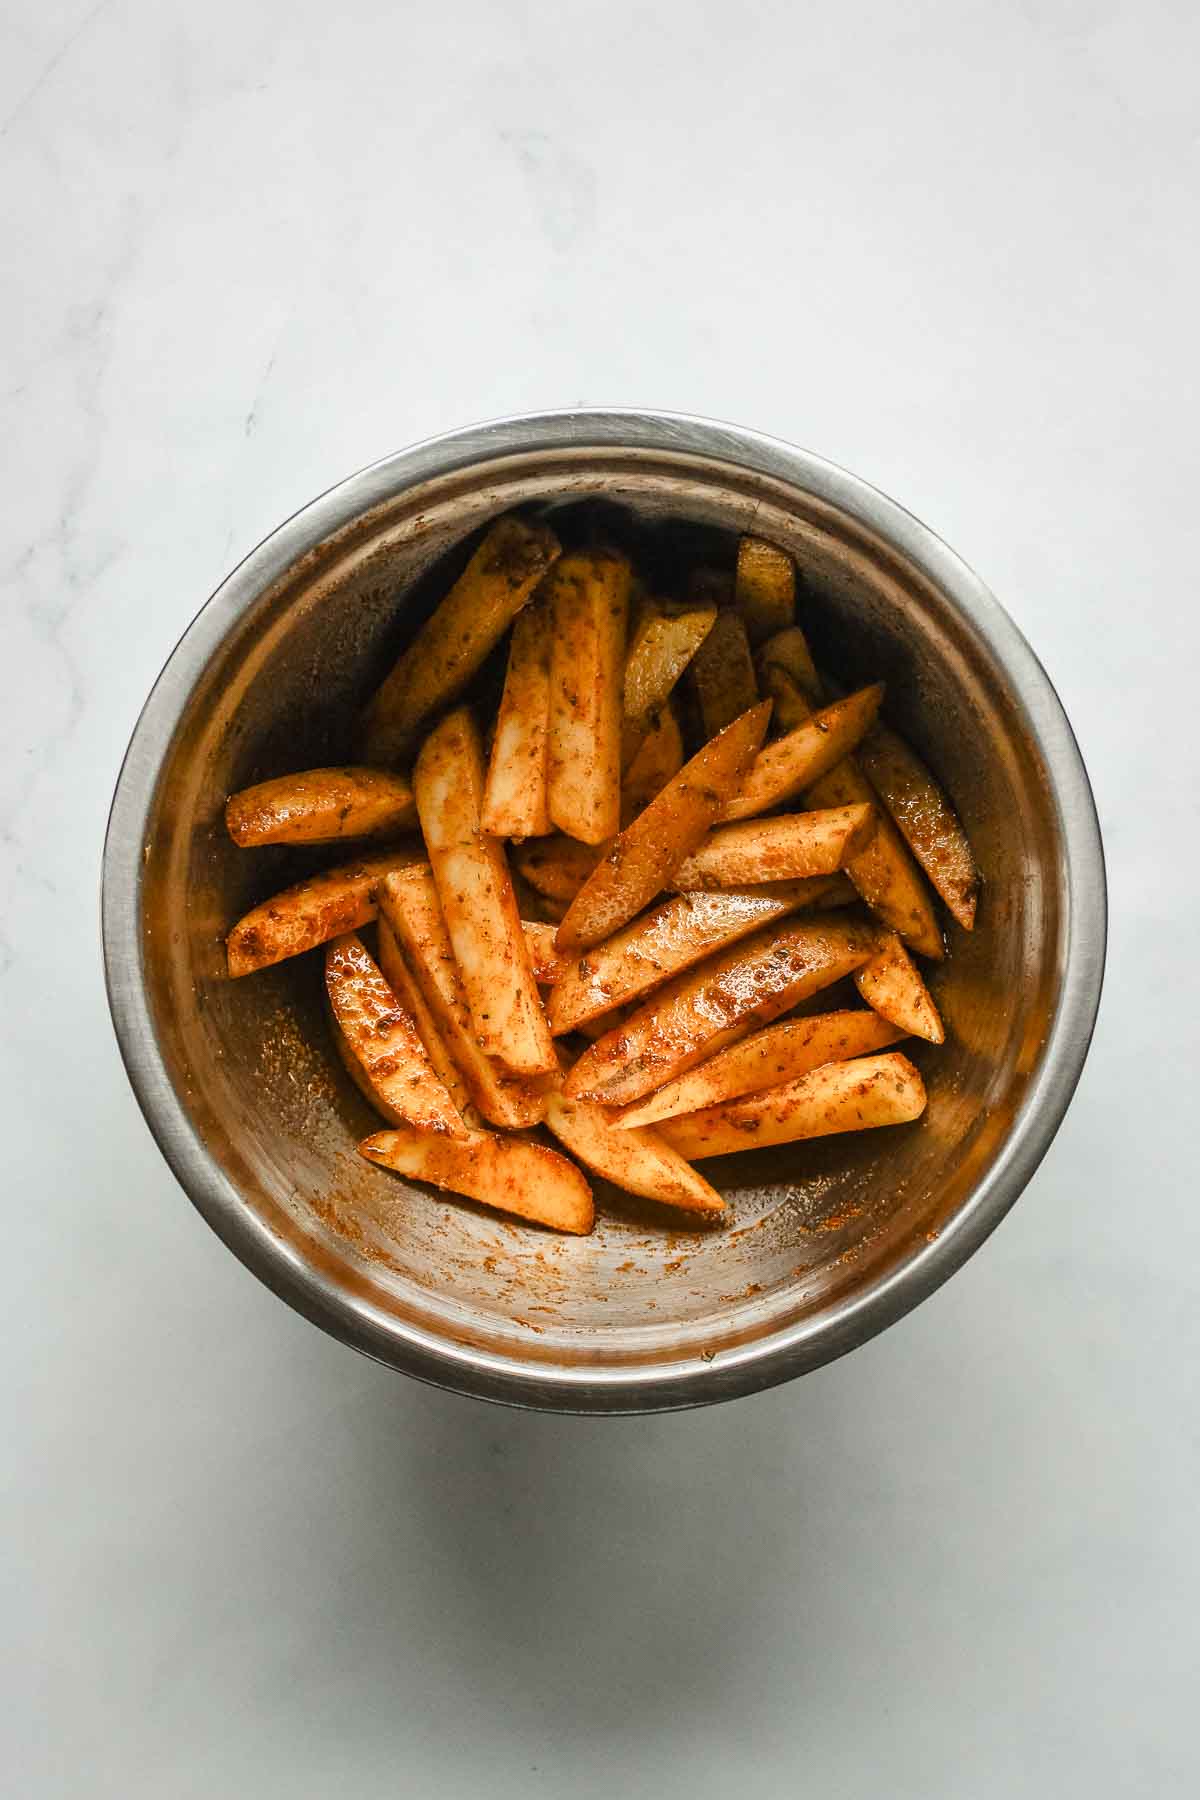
left=102, top=411, right=1105, bottom=1412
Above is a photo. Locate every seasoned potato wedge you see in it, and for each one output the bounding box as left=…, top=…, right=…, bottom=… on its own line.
left=856, top=722, right=979, bottom=929
left=806, top=759, right=944, bottom=959
left=755, top=627, right=822, bottom=730
left=657, top=1052, right=926, bottom=1158
left=377, top=866, right=548, bottom=1130
left=687, top=608, right=759, bottom=738
left=736, top=537, right=795, bottom=644
left=620, top=701, right=685, bottom=825
left=546, top=885, right=819, bottom=1036
left=225, top=846, right=420, bottom=977
left=719, top=684, right=884, bottom=822
left=615, top=1009, right=907, bottom=1127
left=545, top=549, right=632, bottom=844
left=360, top=1125, right=594, bottom=1234
left=543, top=1089, right=724, bottom=1215
left=362, top=515, right=559, bottom=762
left=621, top=597, right=716, bottom=764
left=225, top=766, right=416, bottom=848
left=376, top=915, right=475, bottom=1121
left=555, top=701, right=772, bottom=952
left=670, top=804, right=876, bottom=890
left=414, top=709, right=556, bottom=1075
left=521, top=920, right=573, bottom=986
left=325, top=934, right=467, bottom=1136
left=563, top=915, right=878, bottom=1107
left=854, top=930, right=945, bottom=1042
left=511, top=834, right=605, bottom=903
left=480, top=598, right=553, bottom=840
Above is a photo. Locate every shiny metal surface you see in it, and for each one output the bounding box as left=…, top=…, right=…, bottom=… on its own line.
left=102, top=411, right=1106, bottom=1413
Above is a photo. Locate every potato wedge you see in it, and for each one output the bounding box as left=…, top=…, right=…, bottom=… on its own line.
left=687, top=608, right=759, bottom=738
left=520, top=920, right=573, bottom=986
left=670, top=804, right=877, bottom=890
left=413, top=710, right=557, bottom=1075
left=736, top=537, right=795, bottom=644
left=361, top=515, right=560, bottom=762
left=480, top=598, right=552, bottom=840
left=719, top=684, right=884, bottom=823
left=360, top=1125, right=594, bottom=1235
left=543, top=1089, right=724, bottom=1215
left=325, top=934, right=467, bottom=1137
left=510, top=834, right=605, bottom=904
left=225, top=766, right=416, bottom=848
left=546, top=884, right=820, bottom=1036
left=856, top=722, right=979, bottom=930
left=555, top=701, right=772, bottom=952
left=755, top=627, right=822, bottom=730
left=656, top=1052, right=926, bottom=1159
left=545, top=549, right=632, bottom=843
left=854, top=930, right=944, bottom=1042
left=376, top=915, right=475, bottom=1121
left=225, top=846, right=421, bottom=977
left=615, top=1009, right=907, bottom=1127
left=563, top=915, right=878, bottom=1107
left=621, top=597, right=715, bottom=765
left=620, top=701, right=685, bottom=825
left=377, top=866, right=548, bottom=1130
left=806, top=759, right=944, bottom=959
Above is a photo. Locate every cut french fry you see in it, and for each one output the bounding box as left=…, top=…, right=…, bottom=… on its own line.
left=324, top=934, right=467, bottom=1137
left=621, top=598, right=715, bottom=764
left=546, top=885, right=818, bottom=1036
left=413, top=709, right=557, bottom=1075
left=854, top=930, right=945, bottom=1043
left=511, top=834, right=605, bottom=903
left=361, top=515, right=560, bottom=762
left=806, top=759, right=945, bottom=959
left=687, top=608, right=759, bottom=738
left=545, top=549, right=632, bottom=843
left=376, top=915, right=475, bottom=1122
left=615, top=1009, right=907, bottom=1127
left=543, top=1089, right=724, bottom=1215
left=377, top=867, right=548, bottom=1130
left=360, top=1125, right=594, bottom=1235
left=670, top=804, right=877, bottom=890
left=225, top=847, right=421, bottom=977
left=855, top=722, right=979, bottom=930
left=225, top=766, right=416, bottom=848
left=755, top=627, right=822, bottom=730
left=719, top=684, right=884, bottom=823
left=620, top=702, right=685, bottom=825
left=563, top=915, right=877, bottom=1107
left=736, top=537, right=795, bottom=644
left=555, top=701, right=772, bottom=953
left=521, top=920, right=573, bottom=986
left=656, top=1052, right=927, bottom=1159
left=480, top=598, right=552, bottom=840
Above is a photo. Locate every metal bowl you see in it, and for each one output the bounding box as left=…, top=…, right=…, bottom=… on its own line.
left=102, top=411, right=1105, bottom=1412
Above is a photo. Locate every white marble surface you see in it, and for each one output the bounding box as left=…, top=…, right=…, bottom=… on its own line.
left=3, top=0, right=1198, bottom=1792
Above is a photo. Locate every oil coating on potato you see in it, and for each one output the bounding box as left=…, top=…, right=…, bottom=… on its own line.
left=856, top=721, right=979, bottom=930
left=615, top=1009, right=907, bottom=1128
left=670, top=804, right=876, bottom=890
left=563, top=915, right=878, bottom=1108
left=225, top=847, right=421, bottom=977
left=542, top=1087, right=724, bottom=1215
left=225, top=766, right=416, bottom=847
left=735, top=537, right=796, bottom=645
left=807, top=759, right=945, bottom=960
left=324, top=933, right=467, bottom=1137
left=480, top=598, right=553, bottom=841
left=854, top=929, right=945, bottom=1042
left=545, top=549, right=632, bottom=844
left=719, top=685, right=884, bottom=822
left=360, top=1124, right=595, bottom=1234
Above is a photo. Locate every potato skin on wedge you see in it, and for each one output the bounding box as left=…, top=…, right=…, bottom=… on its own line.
left=360, top=1125, right=594, bottom=1235
left=807, top=759, right=944, bottom=960
left=226, top=847, right=421, bottom=977
left=854, top=930, right=945, bottom=1042
left=856, top=722, right=979, bottom=930
left=657, top=1052, right=927, bottom=1159
left=325, top=934, right=467, bottom=1137
left=225, top=766, right=416, bottom=847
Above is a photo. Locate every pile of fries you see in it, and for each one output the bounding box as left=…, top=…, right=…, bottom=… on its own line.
left=224, top=514, right=978, bottom=1235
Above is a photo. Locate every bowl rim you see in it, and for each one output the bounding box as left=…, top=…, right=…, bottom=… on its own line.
left=102, top=408, right=1107, bottom=1412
